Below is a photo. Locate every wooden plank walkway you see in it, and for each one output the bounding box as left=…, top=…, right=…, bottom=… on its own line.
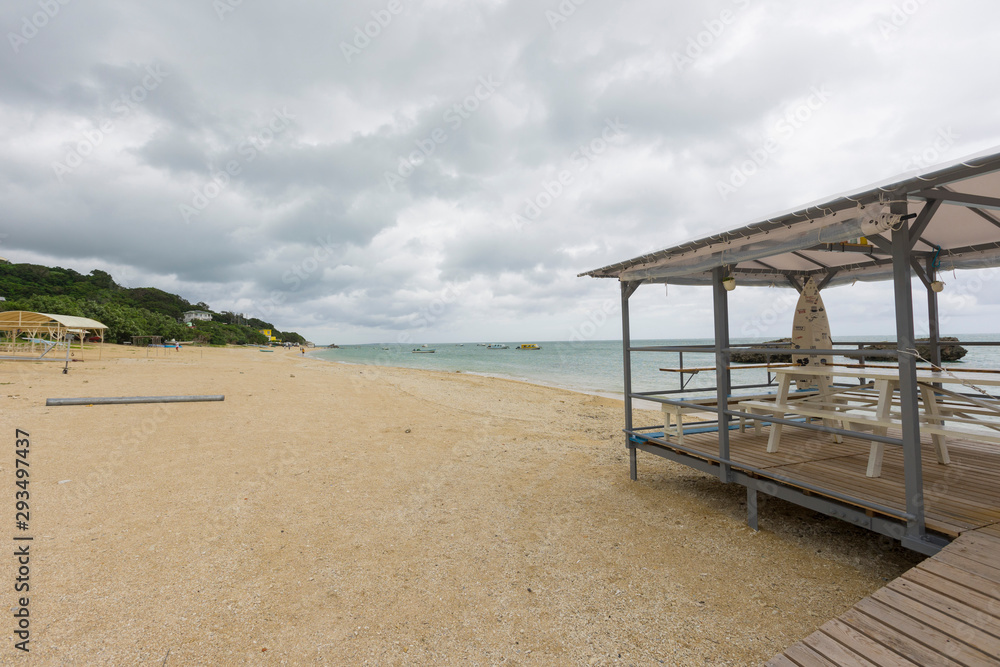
left=764, top=527, right=1000, bottom=666
left=639, top=426, right=1000, bottom=537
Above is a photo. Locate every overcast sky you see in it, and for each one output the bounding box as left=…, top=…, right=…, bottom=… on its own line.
left=2, top=1, right=1000, bottom=345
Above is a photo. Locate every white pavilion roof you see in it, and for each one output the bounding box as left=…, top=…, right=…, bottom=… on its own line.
left=581, top=149, right=1000, bottom=288
left=0, top=310, right=108, bottom=333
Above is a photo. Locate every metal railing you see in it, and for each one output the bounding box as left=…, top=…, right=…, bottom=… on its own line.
left=623, top=338, right=1000, bottom=524
left=632, top=338, right=1000, bottom=400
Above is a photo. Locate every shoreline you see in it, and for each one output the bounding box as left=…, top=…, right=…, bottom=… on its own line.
left=2, top=344, right=923, bottom=663
left=309, top=334, right=1000, bottom=415
left=311, top=351, right=639, bottom=408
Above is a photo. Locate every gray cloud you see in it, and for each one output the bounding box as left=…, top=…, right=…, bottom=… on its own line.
left=3, top=0, right=1000, bottom=343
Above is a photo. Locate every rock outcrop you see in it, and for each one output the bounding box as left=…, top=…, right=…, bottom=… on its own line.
left=860, top=337, right=967, bottom=363
left=731, top=339, right=793, bottom=364
left=730, top=337, right=967, bottom=365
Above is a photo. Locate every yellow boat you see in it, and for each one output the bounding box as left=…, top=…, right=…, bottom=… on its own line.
left=516, top=343, right=540, bottom=350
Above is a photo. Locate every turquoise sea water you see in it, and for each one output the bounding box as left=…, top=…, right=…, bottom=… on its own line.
left=310, top=335, right=1000, bottom=401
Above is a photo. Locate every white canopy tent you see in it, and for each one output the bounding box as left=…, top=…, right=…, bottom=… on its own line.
left=0, top=310, right=108, bottom=359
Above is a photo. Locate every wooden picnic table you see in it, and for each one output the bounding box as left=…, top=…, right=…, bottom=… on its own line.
left=739, top=367, right=1000, bottom=477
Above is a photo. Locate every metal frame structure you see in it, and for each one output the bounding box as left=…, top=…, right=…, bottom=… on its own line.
left=584, top=150, right=1000, bottom=555
left=0, top=310, right=107, bottom=361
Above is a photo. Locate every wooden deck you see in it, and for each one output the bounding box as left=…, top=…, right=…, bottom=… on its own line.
left=631, top=422, right=1000, bottom=665
left=637, top=425, right=1000, bottom=537
left=765, top=528, right=1000, bottom=666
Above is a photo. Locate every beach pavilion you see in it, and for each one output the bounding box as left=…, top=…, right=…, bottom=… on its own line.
left=581, top=149, right=1000, bottom=558
left=0, top=310, right=107, bottom=359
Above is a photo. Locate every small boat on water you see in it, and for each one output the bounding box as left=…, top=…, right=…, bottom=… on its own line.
left=412, top=348, right=436, bottom=353
left=516, top=343, right=540, bottom=350
left=486, top=343, right=509, bottom=349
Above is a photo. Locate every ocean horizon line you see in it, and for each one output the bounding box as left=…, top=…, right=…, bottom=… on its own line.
left=309, top=334, right=1000, bottom=401
left=320, top=332, right=996, bottom=348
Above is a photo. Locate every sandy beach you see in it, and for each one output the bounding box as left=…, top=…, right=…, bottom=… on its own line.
left=0, top=345, right=923, bottom=664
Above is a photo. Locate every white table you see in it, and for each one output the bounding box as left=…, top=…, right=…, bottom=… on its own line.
left=739, top=367, right=1000, bottom=477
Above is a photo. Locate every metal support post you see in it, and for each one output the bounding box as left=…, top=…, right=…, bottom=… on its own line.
left=712, top=267, right=733, bottom=483
left=747, top=486, right=759, bottom=531
left=622, top=280, right=638, bottom=480
left=926, top=257, right=942, bottom=367
left=891, top=199, right=927, bottom=542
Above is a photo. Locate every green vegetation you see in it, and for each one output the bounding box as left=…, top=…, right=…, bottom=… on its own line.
left=0, top=263, right=306, bottom=346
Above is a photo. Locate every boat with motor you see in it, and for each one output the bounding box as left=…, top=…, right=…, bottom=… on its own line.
left=412, top=348, right=436, bottom=353
left=486, top=343, right=509, bottom=349
left=516, top=343, right=540, bottom=350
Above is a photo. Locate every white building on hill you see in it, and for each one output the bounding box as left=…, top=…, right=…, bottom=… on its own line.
left=182, top=310, right=213, bottom=323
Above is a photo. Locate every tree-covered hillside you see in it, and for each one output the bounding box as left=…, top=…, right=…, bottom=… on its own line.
left=0, top=263, right=306, bottom=346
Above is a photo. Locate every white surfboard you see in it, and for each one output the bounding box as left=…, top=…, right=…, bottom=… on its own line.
left=791, top=277, right=832, bottom=388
